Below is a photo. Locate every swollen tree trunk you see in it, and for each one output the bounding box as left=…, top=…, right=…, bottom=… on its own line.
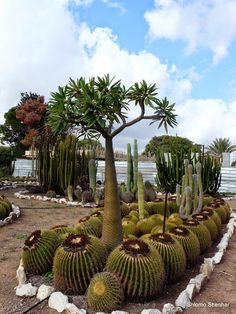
left=101, top=137, right=122, bottom=251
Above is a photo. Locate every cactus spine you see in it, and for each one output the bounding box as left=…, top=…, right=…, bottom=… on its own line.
left=86, top=272, right=124, bottom=312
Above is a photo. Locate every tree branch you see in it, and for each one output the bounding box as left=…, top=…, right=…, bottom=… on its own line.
left=111, top=101, right=145, bottom=138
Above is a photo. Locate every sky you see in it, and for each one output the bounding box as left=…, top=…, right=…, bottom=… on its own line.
left=1, top=0, right=236, bottom=153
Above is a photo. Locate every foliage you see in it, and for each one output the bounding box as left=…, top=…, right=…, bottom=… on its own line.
left=47, top=74, right=177, bottom=250
left=144, top=135, right=200, bottom=156
left=16, top=92, right=47, bottom=147
left=207, top=137, right=236, bottom=160
left=0, top=106, right=27, bottom=156
left=0, top=146, right=16, bottom=176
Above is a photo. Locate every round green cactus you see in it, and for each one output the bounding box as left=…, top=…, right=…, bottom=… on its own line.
left=151, top=222, right=176, bottom=234
left=135, top=216, right=158, bottom=235
left=50, top=225, right=75, bottom=235
left=0, top=203, right=8, bottom=220
left=212, top=198, right=231, bottom=220
left=170, top=226, right=200, bottom=267
left=120, top=201, right=130, bottom=217
left=22, top=229, right=60, bottom=275
left=146, top=233, right=186, bottom=283
left=105, top=238, right=165, bottom=301
left=192, top=213, right=218, bottom=242
left=206, top=202, right=228, bottom=223
left=167, top=214, right=183, bottom=226
left=167, top=196, right=179, bottom=213
left=122, top=220, right=137, bottom=236
left=183, top=219, right=211, bottom=253
left=53, top=233, right=107, bottom=294
left=86, top=272, right=124, bottom=312
left=90, top=210, right=103, bottom=221
left=147, top=200, right=166, bottom=215
left=76, top=216, right=102, bottom=237
left=201, top=208, right=221, bottom=234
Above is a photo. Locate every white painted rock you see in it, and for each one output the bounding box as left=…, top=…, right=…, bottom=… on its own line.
left=175, top=290, right=191, bottom=309
left=0, top=220, right=6, bottom=227
left=111, top=311, right=130, bottom=314
left=141, top=309, right=162, bottom=314
left=36, top=284, right=54, bottom=301
left=95, top=312, right=106, bottom=314
left=185, top=283, right=198, bottom=300
left=48, top=291, right=68, bottom=313
left=190, top=273, right=208, bottom=292
left=16, top=263, right=26, bottom=285
left=200, top=263, right=212, bottom=278
left=65, top=303, right=86, bottom=314
left=16, top=283, right=38, bottom=297
left=204, top=257, right=214, bottom=271
left=212, top=251, right=224, bottom=264
left=162, top=303, right=183, bottom=314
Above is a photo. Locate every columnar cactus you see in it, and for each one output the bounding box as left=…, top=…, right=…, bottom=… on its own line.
left=138, top=172, right=145, bottom=220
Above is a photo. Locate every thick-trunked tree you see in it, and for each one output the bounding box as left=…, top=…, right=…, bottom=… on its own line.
left=47, top=74, right=177, bottom=251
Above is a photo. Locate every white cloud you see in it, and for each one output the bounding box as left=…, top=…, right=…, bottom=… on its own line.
left=102, top=0, right=126, bottom=13
left=0, top=0, right=193, bottom=124
left=145, top=0, right=236, bottom=64
left=0, top=0, right=235, bottom=152
left=175, top=98, right=236, bottom=146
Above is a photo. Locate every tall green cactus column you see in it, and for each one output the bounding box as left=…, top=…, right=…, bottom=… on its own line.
left=126, top=143, right=133, bottom=192
left=138, top=172, right=145, bottom=220
left=132, top=139, right=138, bottom=194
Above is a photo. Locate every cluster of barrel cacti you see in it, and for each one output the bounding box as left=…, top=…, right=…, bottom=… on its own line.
left=0, top=195, right=13, bottom=220
left=19, top=191, right=230, bottom=312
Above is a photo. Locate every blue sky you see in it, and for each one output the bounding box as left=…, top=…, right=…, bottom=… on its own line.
left=1, top=0, right=236, bottom=152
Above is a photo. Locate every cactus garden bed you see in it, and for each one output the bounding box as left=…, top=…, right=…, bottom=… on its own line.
left=0, top=188, right=235, bottom=314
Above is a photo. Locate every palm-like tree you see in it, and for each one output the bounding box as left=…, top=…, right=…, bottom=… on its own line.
left=47, top=74, right=177, bottom=251
left=207, top=138, right=236, bottom=160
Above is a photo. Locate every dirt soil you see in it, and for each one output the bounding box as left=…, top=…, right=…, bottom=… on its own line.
left=0, top=188, right=235, bottom=314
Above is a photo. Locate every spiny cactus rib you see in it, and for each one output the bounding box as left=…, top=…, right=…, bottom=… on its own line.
left=76, top=216, right=102, bottom=237
left=183, top=219, right=211, bottom=253
left=22, top=230, right=60, bottom=275
left=146, top=233, right=186, bottom=283
left=105, top=239, right=165, bottom=301
left=50, top=225, right=75, bottom=235
left=86, top=272, right=124, bottom=312
left=201, top=208, right=221, bottom=234
left=192, top=213, right=218, bottom=242
left=170, top=226, right=200, bottom=267
left=122, top=220, right=137, bottom=236
left=148, top=201, right=166, bottom=215
left=53, top=234, right=107, bottom=295
left=136, top=216, right=158, bottom=236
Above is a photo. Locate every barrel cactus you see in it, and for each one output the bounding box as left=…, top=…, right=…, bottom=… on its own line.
left=201, top=208, right=221, bottom=233
left=206, top=202, right=228, bottom=223
left=170, top=226, right=200, bottom=267
left=192, top=213, right=218, bottom=242
left=167, top=196, right=179, bottom=213
left=76, top=216, right=102, bottom=237
left=105, top=238, right=165, bottom=301
left=183, top=219, right=211, bottom=253
left=86, top=272, right=124, bottom=312
left=122, top=220, right=137, bottom=236
left=151, top=222, right=176, bottom=234
left=50, top=225, right=75, bottom=235
left=147, top=200, right=166, bottom=215
left=212, top=198, right=231, bottom=220
left=22, top=230, right=60, bottom=275
left=135, top=216, right=158, bottom=236
left=53, top=233, right=107, bottom=294
left=146, top=233, right=186, bottom=283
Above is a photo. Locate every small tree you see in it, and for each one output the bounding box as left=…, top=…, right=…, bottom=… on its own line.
left=47, top=74, right=177, bottom=250
left=207, top=137, right=236, bottom=161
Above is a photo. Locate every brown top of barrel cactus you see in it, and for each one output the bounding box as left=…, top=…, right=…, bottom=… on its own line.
left=183, top=218, right=200, bottom=226
left=63, top=234, right=91, bottom=252
left=79, top=216, right=90, bottom=223
left=120, top=239, right=150, bottom=256
left=208, top=202, right=220, bottom=208
left=90, top=211, right=102, bottom=218
left=213, top=198, right=225, bottom=204
left=192, top=213, right=209, bottom=221
left=168, top=196, right=176, bottom=202
left=51, top=225, right=68, bottom=229
left=24, top=230, right=41, bottom=249
left=170, top=226, right=190, bottom=237
left=154, top=198, right=164, bottom=203
left=201, top=209, right=213, bottom=217
left=150, top=233, right=175, bottom=244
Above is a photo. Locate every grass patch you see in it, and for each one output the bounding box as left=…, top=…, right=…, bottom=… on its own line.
left=15, top=233, right=27, bottom=240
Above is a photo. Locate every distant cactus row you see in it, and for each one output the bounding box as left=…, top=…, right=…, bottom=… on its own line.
left=38, top=134, right=92, bottom=194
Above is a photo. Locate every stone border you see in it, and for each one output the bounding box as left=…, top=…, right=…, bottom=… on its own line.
left=0, top=204, right=21, bottom=227
left=14, top=190, right=96, bottom=208
left=15, top=210, right=236, bottom=314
